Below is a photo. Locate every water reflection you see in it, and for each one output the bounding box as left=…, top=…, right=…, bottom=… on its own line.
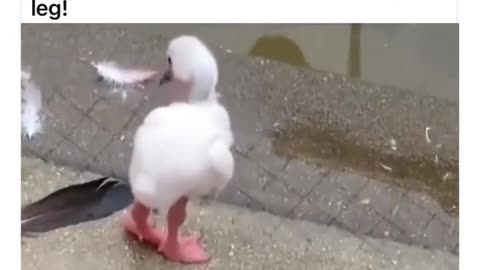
left=249, top=35, right=310, bottom=67
left=348, top=24, right=361, bottom=77
left=248, top=25, right=364, bottom=79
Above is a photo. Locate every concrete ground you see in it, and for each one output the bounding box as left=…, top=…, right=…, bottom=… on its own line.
left=21, top=24, right=458, bottom=255
left=21, top=157, right=458, bottom=270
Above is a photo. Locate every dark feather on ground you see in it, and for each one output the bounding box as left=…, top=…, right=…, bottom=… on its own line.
left=22, top=177, right=134, bottom=236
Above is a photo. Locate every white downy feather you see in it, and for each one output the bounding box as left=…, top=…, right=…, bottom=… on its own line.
left=21, top=73, right=43, bottom=139
left=21, top=70, right=31, bottom=81
left=91, top=61, right=158, bottom=86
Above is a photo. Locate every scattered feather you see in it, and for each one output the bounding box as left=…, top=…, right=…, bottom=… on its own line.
left=21, top=69, right=31, bottom=81
left=21, top=176, right=132, bottom=235
left=425, top=127, right=431, bottom=143
left=392, top=204, right=399, bottom=217
left=389, top=138, right=397, bottom=151
left=226, top=49, right=232, bottom=54
left=21, top=75, right=43, bottom=139
left=442, top=172, right=451, bottom=182
left=121, top=89, right=128, bottom=102
left=360, top=199, right=370, bottom=205
left=91, top=61, right=158, bottom=86
left=91, top=61, right=158, bottom=103
left=379, top=162, right=393, bottom=172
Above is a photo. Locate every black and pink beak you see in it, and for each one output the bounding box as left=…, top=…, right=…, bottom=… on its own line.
left=159, top=67, right=173, bottom=86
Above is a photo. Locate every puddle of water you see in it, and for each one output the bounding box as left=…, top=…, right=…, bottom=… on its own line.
left=243, top=24, right=458, bottom=215
left=249, top=35, right=310, bottom=68
left=271, top=125, right=458, bottom=216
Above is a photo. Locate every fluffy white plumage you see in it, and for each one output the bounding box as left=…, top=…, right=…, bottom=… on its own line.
left=129, top=101, right=233, bottom=214
left=128, top=35, right=234, bottom=216
left=166, top=36, right=218, bottom=102
left=21, top=71, right=43, bottom=139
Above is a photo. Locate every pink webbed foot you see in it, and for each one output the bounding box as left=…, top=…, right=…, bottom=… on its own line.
left=122, top=203, right=166, bottom=247
left=122, top=212, right=165, bottom=245
left=159, top=233, right=210, bottom=264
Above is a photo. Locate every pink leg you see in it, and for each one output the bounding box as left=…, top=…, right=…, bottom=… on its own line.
left=159, top=196, right=210, bottom=264
left=122, top=201, right=165, bottom=246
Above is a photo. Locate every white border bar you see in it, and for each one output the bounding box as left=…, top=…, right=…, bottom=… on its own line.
left=459, top=0, right=478, bottom=267
left=21, top=0, right=458, bottom=23
left=1, top=0, right=20, bottom=269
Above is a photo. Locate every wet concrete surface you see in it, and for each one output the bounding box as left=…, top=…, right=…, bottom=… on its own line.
left=21, top=24, right=458, bottom=254
left=21, top=157, right=458, bottom=270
